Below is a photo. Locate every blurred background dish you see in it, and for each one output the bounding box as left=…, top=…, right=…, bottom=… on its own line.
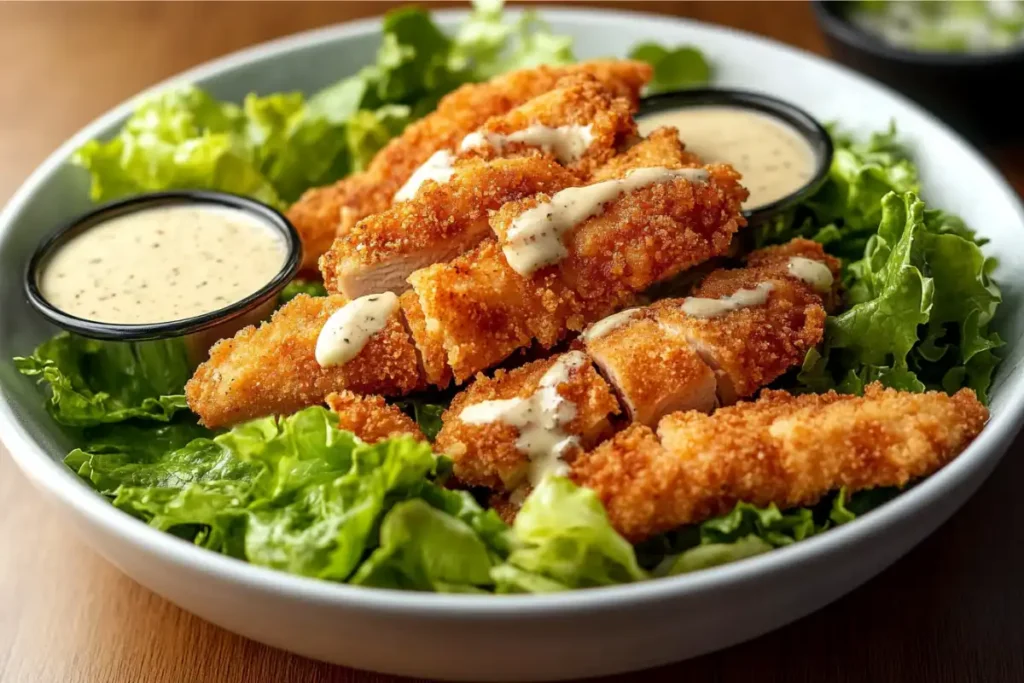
left=813, top=0, right=1024, bottom=143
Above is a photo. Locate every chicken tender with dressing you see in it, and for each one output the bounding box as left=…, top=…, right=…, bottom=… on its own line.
left=186, top=295, right=423, bottom=428
left=435, top=351, right=620, bottom=491
left=571, top=384, right=988, bottom=541
left=287, top=60, right=652, bottom=270
left=320, top=156, right=578, bottom=298
left=408, top=136, right=747, bottom=382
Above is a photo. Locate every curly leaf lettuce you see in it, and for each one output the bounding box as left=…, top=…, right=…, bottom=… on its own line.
left=799, top=192, right=1002, bottom=399
left=14, top=333, right=190, bottom=426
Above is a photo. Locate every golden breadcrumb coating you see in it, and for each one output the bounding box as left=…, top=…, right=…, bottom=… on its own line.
left=409, top=149, right=747, bottom=382
left=319, top=155, right=578, bottom=297
left=286, top=60, right=652, bottom=270
left=739, top=238, right=842, bottom=311
left=461, top=73, right=639, bottom=178
left=571, top=384, right=988, bottom=541
left=185, top=295, right=423, bottom=428
left=436, top=354, right=620, bottom=490
left=587, top=127, right=703, bottom=181
left=583, top=315, right=718, bottom=427
left=652, top=275, right=826, bottom=405
left=399, top=290, right=452, bottom=389
left=325, top=391, right=425, bottom=443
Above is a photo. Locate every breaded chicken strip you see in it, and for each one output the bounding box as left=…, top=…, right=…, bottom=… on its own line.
left=435, top=351, right=620, bottom=491
left=583, top=240, right=835, bottom=424
left=287, top=60, right=652, bottom=270
left=186, top=295, right=423, bottom=428
left=455, top=74, right=639, bottom=179
left=325, top=391, right=425, bottom=443
left=320, top=156, right=578, bottom=297
left=572, top=384, right=988, bottom=541
left=400, top=290, right=452, bottom=389
left=409, top=152, right=747, bottom=382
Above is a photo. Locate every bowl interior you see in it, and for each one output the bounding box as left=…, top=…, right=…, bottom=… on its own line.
left=2, top=8, right=1024, bottom=604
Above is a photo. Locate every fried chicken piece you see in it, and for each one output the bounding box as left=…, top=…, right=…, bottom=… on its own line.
left=186, top=295, right=423, bottom=428
left=456, top=74, right=639, bottom=178
left=651, top=278, right=826, bottom=406
left=435, top=351, right=620, bottom=491
left=582, top=313, right=719, bottom=427
left=399, top=290, right=452, bottom=389
left=408, top=138, right=747, bottom=382
left=325, top=391, right=425, bottom=443
left=736, top=238, right=841, bottom=311
left=587, top=127, right=702, bottom=181
left=320, top=156, right=578, bottom=297
left=571, top=384, right=988, bottom=541
left=287, top=60, right=652, bottom=270
left=582, top=240, right=833, bottom=424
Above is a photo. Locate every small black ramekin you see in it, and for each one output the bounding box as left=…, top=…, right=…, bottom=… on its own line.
left=637, top=88, right=834, bottom=227
left=25, top=190, right=301, bottom=364
left=812, top=0, right=1024, bottom=144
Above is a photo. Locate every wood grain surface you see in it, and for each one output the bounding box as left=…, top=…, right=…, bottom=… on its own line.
left=1, top=3, right=1022, bottom=682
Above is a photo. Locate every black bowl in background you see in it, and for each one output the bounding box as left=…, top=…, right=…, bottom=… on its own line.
left=812, top=0, right=1024, bottom=144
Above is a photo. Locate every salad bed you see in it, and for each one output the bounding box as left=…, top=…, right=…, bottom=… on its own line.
left=14, top=2, right=1001, bottom=593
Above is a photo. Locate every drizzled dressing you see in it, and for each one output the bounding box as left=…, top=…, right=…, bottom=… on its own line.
left=460, top=124, right=595, bottom=164
left=582, top=307, right=643, bottom=343
left=503, top=167, right=709, bottom=276
left=680, top=283, right=775, bottom=318
left=394, top=124, right=598, bottom=201
left=38, top=204, right=286, bottom=325
left=786, top=257, right=834, bottom=293
left=315, top=292, right=399, bottom=367
left=460, top=351, right=588, bottom=486
left=393, top=151, right=457, bottom=202
left=638, top=106, right=816, bottom=209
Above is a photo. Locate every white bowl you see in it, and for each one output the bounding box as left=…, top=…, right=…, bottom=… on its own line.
left=2, top=8, right=1023, bottom=682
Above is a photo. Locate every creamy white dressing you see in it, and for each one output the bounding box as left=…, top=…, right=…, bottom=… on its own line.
left=460, top=351, right=589, bottom=486
left=638, top=107, right=816, bottom=210
left=315, top=292, right=399, bottom=367
left=393, top=150, right=457, bottom=202
left=502, top=166, right=709, bottom=276
left=38, top=204, right=286, bottom=325
left=681, top=283, right=774, bottom=318
left=582, top=307, right=643, bottom=343
left=460, top=124, right=595, bottom=164
left=786, top=257, right=834, bottom=293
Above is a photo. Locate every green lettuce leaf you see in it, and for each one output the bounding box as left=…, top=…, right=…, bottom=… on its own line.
left=798, top=192, right=1002, bottom=400
left=493, top=477, right=647, bottom=591
left=278, top=278, right=327, bottom=305
left=14, top=333, right=190, bottom=426
left=394, top=398, right=448, bottom=441
left=628, top=42, right=712, bottom=93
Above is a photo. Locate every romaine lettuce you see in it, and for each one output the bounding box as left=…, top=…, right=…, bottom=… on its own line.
left=14, top=333, right=190, bottom=426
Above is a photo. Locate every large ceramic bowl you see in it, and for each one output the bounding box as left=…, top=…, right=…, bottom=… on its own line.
left=2, top=8, right=1023, bottom=682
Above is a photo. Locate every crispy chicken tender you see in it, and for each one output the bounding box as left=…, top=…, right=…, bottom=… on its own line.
left=587, top=127, right=702, bottom=181
left=185, top=295, right=423, bottom=428
left=738, top=238, right=842, bottom=311
left=320, top=156, right=578, bottom=297
left=571, top=384, right=988, bottom=541
left=399, top=290, right=452, bottom=388
left=458, top=74, right=640, bottom=178
left=583, top=314, right=719, bottom=427
left=435, top=352, right=620, bottom=491
left=325, top=391, right=425, bottom=443
left=652, top=276, right=826, bottom=406
left=583, top=240, right=833, bottom=424
left=287, top=60, right=652, bottom=270
left=408, top=141, right=747, bottom=382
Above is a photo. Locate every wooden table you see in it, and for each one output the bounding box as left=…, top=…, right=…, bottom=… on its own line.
left=1, top=3, right=1022, bottom=682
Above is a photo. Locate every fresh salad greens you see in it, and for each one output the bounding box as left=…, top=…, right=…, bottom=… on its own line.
left=754, top=125, right=1002, bottom=402
left=848, top=0, right=1024, bottom=53
left=14, top=1, right=1002, bottom=593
